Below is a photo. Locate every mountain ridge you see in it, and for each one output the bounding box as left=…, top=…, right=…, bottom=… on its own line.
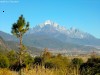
left=0, top=20, right=100, bottom=52
left=28, top=20, right=96, bottom=39
left=24, top=20, right=100, bottom=50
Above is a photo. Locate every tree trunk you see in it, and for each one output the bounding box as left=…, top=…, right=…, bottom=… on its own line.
left=19, top=34, right=23, bottom=75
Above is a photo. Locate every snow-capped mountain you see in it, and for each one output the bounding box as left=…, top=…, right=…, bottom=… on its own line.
left=28, top=20, right=67, bottom=34
left=28, top=20, right=95, bottom=39
left=24, top=20, right=100, bottom=50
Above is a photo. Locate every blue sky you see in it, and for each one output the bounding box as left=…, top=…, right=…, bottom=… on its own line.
left=0, top=0, right=100, bottom=38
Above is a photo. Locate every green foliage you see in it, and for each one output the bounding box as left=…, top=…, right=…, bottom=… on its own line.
left=80, top=57, right=100, bottom=75
left=87, top=57, right=100, bottom=63
left=44, top=55, right=69, bottom=69
left=71, top=58, right=83, bottom=67
left=45, top=62, right=55, bottom=69
left=7, top=50, right=18, bottom=66
left=23, top=54, right=34, bottom=65
left=11, top=15, right=29, bottom=37
left=0, top=54, right=9, bottom=68
left=34, top=57, right=43, bottom=65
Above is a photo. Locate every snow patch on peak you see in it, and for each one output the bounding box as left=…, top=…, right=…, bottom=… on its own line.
left=44, top=20, right=53, bottom=25
left=37, top=20, right=59, bottom=28
left=44, top=20, right=59, bottom=27
left=53, top=22, right=59, bottom=27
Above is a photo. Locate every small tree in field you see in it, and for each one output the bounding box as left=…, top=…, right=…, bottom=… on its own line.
left=11, top=15, right=29, bottom=75
left=71, top=58, right=83, bottom=75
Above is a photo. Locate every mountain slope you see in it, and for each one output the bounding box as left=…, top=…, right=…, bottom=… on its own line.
left=0, top=31, right=17, bottom=41
left=23, top=33, right=99, bottom=51
left=0, top=31, right=42, bottom=55
left=0, top=36, right=9, bottom=52
left=24, top=20, right=100, bottom=51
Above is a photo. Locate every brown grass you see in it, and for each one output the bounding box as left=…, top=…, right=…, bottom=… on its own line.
left=0, top=68, right=75, bottom=75
left=0, top=68, right=17, bottom=75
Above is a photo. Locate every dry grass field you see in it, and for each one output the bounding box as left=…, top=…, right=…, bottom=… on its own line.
left=0, top=67, right=77, bottom=75
left=0, top=55, right=99, bottom=75
left=0, top=68, right=67, bottom=75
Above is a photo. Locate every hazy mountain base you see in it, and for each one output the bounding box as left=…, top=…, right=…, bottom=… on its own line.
left=0, top=34, right=100, bottom=56
left=0, top=36, right=42, bottom=56
left=0, top=29, right=100, bottom=53
left=23, top=34, right=99, bottom=51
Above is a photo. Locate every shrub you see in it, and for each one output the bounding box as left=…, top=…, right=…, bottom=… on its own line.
left=71, top=58, right=83, bottom=67
left=45, top=62, right=55, bottom=69
left=34, top=57, right=43, bottom=66
left=0, top=54, right=9, bottom=68
left=87, top=57, right=100, bottom=63
left=44, top=56, right=69, bottom=69
left=80, top=57, right=100, bottom=75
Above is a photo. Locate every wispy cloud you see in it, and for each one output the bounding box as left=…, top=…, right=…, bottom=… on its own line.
left=0, top=0, right=19, bottom=3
